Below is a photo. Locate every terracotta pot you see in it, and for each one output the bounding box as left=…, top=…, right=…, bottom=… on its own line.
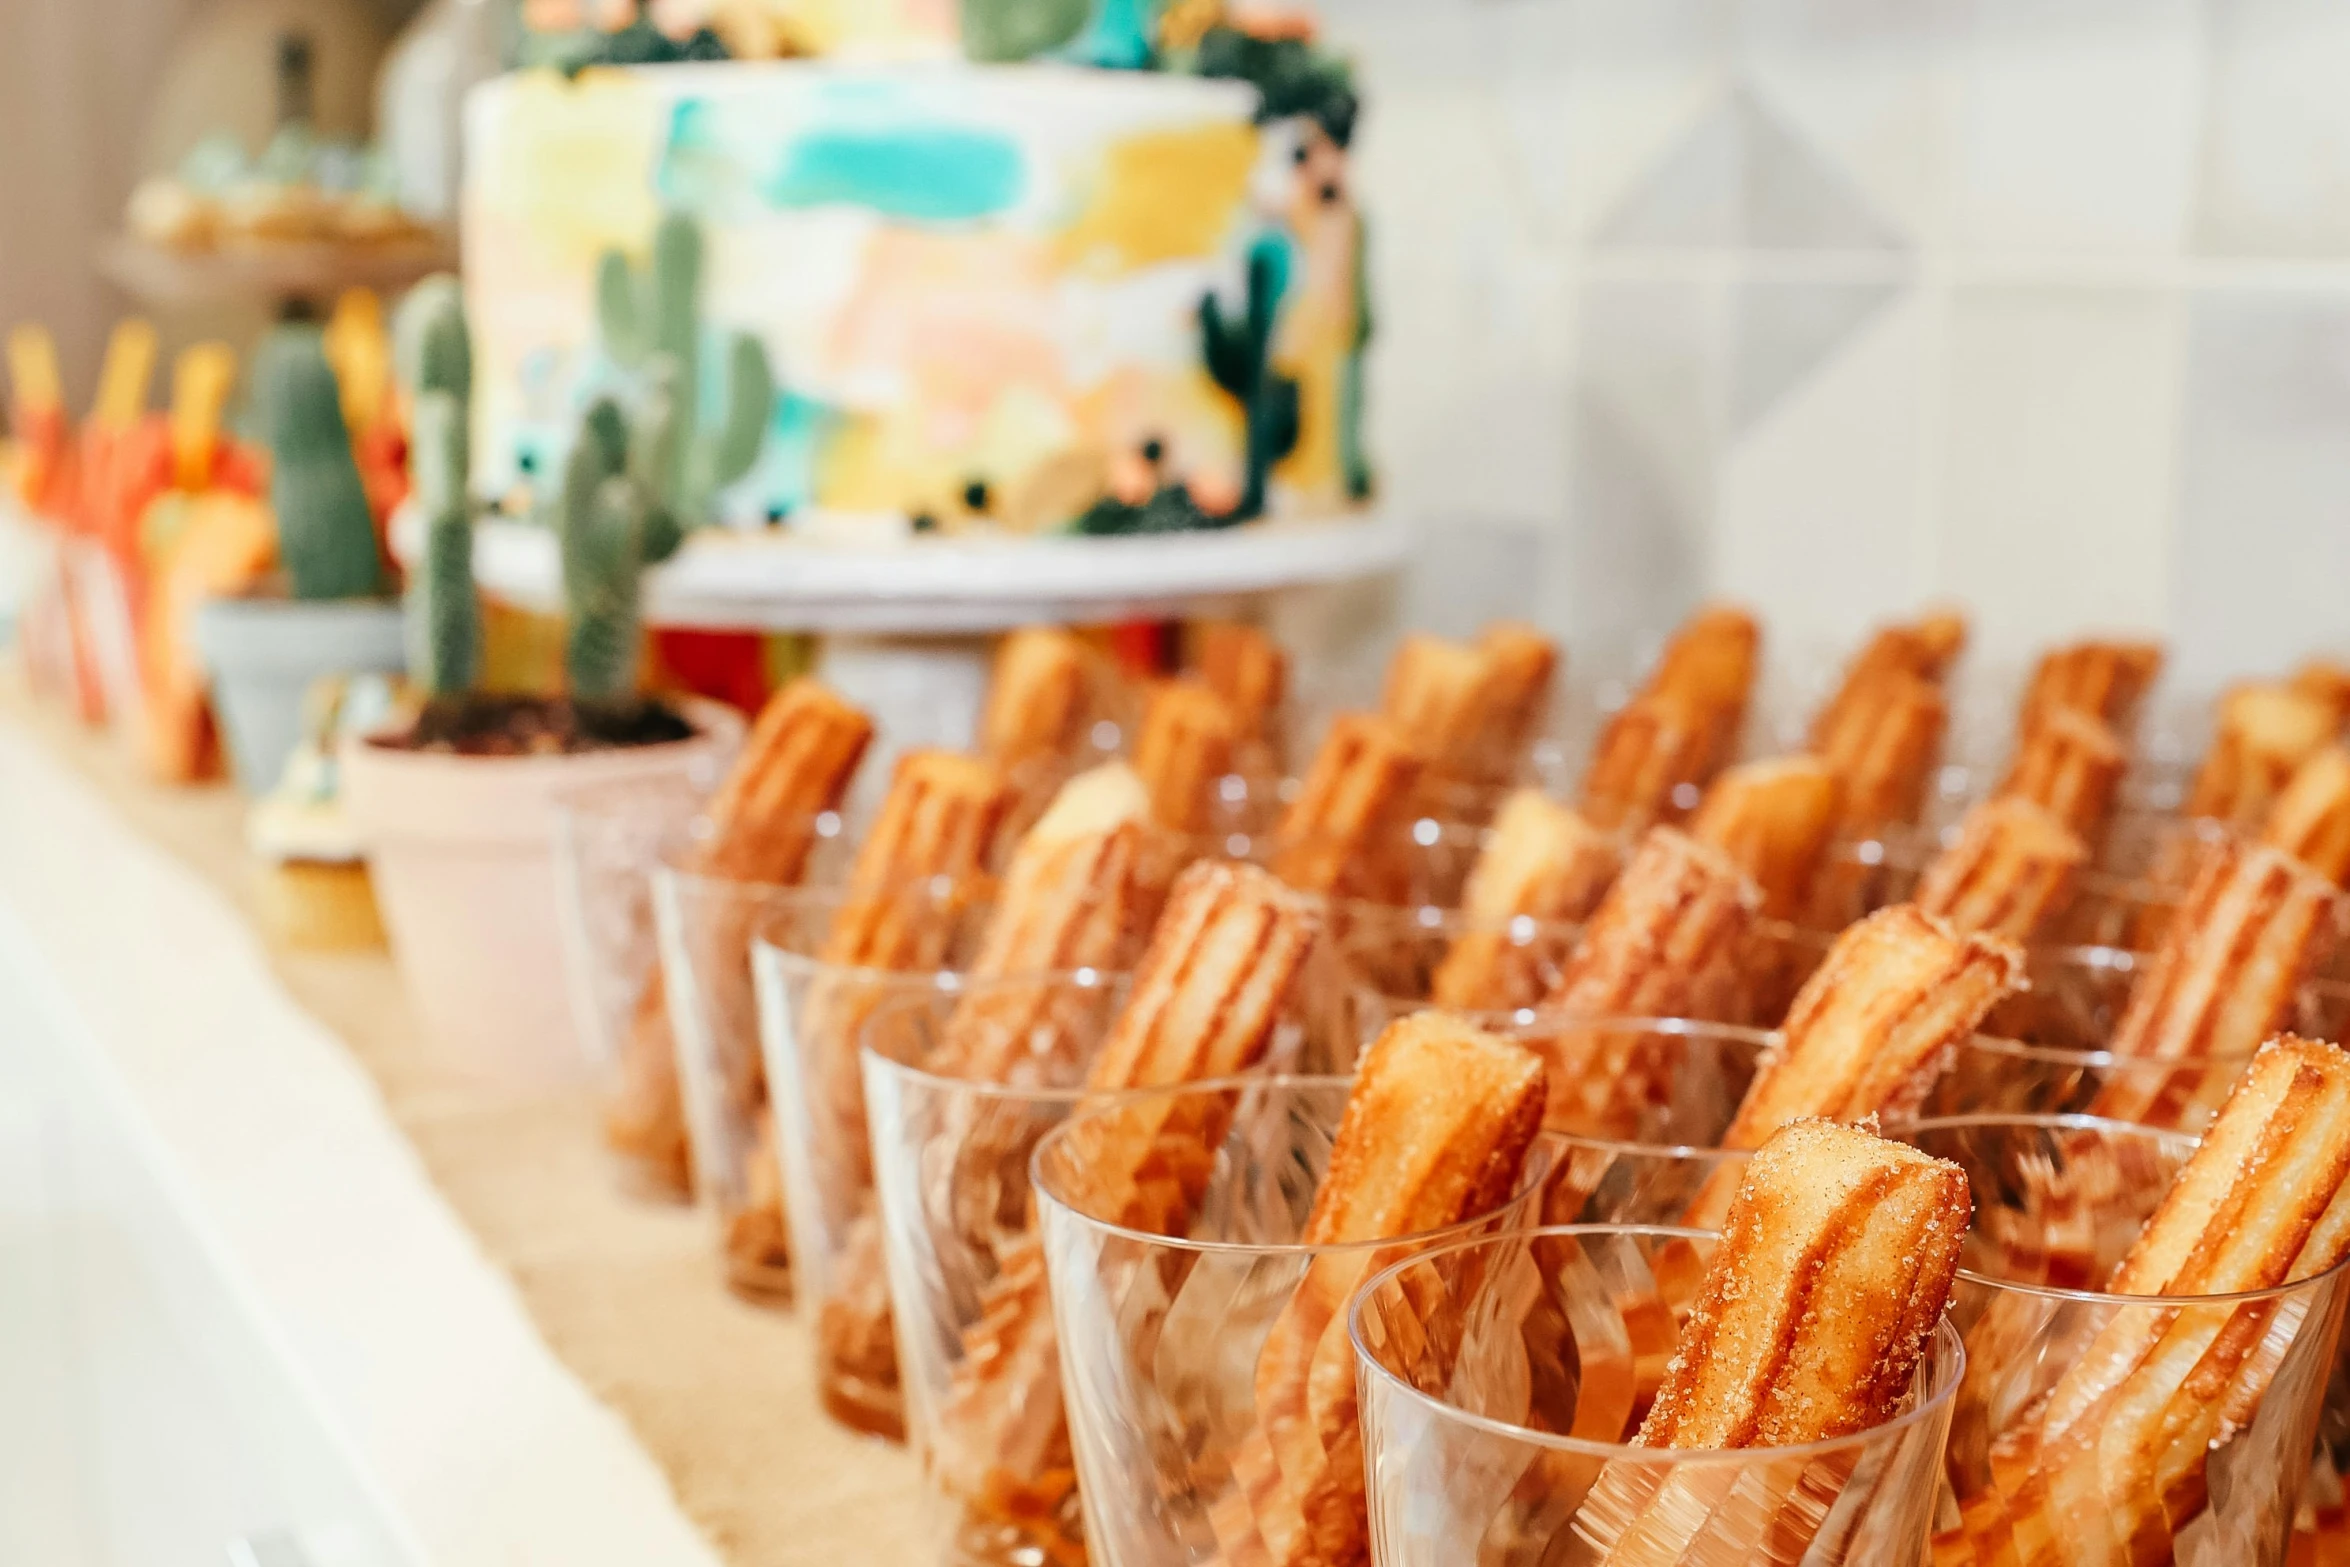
left=342, top=699, right=744, bottom=1086
left=196, top=593, right=408, bottom=792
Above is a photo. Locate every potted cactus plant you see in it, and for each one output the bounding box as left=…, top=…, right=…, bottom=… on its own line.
left=342, top=233, right=767, bottom=1085
left=194, top=324, right=408, bottom=791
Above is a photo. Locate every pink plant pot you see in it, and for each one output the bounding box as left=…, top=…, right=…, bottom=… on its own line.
left=341, top=699, right=744, bottom=1087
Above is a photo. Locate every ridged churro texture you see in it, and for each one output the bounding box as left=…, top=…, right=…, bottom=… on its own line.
left=1473, top=621, right=1561, bottom=775
left=1689, top=755, right=1843, bottom=920
left=932, top=860, right=1324, bottom=1530
left=2264, top=744, right=2350, bottom=887
left=1718, top=906, right=2023, bottom=1155
left=981, top=626, right=1092, bottom=770
left=1643, top=1119, right=1968, bottom=1449
left=1132, top=677, right=1240, bottom=834
left=1429, top=791, right=1620, bottom=1011
left=1809, top=611, right=1968, bottom=750
left=695, top=679, right=874, bottom=882
left=2020, top=638, right=2164, bottom=731
left=2088, top=839, right=2343, bottom=1129
left=1914, top=797, right=2087, bottom=944
left=1536, top=828, right=1761, bottom=1137
left=1272, top=713, right=1426, bottom=900
left=1380, top=632, right=1489, bottom=758
left=1968, top=1037, right=2350, bottom=1565
left=1997, top=706, right=2126, bottom=845
left=1222, top=1014, right=1547, bottom=1567
left=819, top=750, right=1012, bottom=971
left=2293, top=657, right=2350, bottom=728
left=2184, top=682, right=2338, bottom=829
left=1378, top=625, right=1557, bottom=790
left=1192, top=619, right=1288, bottom=740
left=1581, top=606, right=1760, bottom=832
left=1813, top=667, right=1948, bottom=833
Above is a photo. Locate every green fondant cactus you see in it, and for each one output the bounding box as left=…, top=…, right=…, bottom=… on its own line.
left=392, top=275, right=479, bottom=697
left=558, top=385, right=683, bottom=703
left=260, top=325, right=387, bottom=601
left=960, top=0, right=1091, bottom=63
left=593, top=212, right=774, bottom=524
left=1200, top=236, right=1298, bottom=522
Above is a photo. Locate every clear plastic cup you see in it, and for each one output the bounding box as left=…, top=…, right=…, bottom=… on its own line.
left=1926, top=1031, right=2267, bottom=1133
left=549, top=770, right=714, bottom=1201
left=1349, top=1224, right=1964, bottom=1564
left=1034, top=1077, right=1554, bottom=1567
left=859, top=977, right=1130, bottom=1566
left=1904, top=1114, right=2350, bottom=1565
left=754, top=902, right=1108, bottom=1441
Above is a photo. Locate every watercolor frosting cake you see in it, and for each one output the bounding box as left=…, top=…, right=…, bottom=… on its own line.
left=464, top=1, right=1371, bottom=543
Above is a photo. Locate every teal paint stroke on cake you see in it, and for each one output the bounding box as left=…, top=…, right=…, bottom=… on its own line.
left=658, top=99, right=764, bottom=219
left=763, top=123, right=1025, bottom=221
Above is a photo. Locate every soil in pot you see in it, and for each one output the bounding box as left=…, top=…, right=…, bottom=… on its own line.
left=383, top=694, right=698, bottom=757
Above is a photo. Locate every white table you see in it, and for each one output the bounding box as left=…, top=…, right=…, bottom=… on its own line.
left=0, top=714, right=724, bottom=1567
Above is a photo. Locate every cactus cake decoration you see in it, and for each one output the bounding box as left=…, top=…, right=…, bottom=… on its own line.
left=259, top=326, right=388, bottom=603
left=393, top=277, right=479, bottom=698
left=591, top=212, right=774, bottom=529
left=1200, top=233, right=1300, bottom=524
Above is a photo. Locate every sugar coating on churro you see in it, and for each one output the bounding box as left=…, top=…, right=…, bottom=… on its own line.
left=1639, top=1119, right=1968, bottom=1449
left=2266, top=744, right=2350, bottom=887
left=2020, top=638, right=2163, bottom=732
left=1132, top=677, right=1240, bottom=834
left=697, top=678, right=875, bottom=883
left=981, top=626, right=1093, bottom=769
left=1272, top=712, right=1426, bottom=899
left=1429, top=791, right=1619, bottom=1011
left=1913, top=796, right=2087, bottom=944
left=1191, top=619, right=1288, bottom=740
left=1997, top=705, right=2126, bottom=845
left=1688, top=755, right=1843, bottom=920
left=1812, top=667, right=1947, bottom=833
left=2185, top=681, right=2338, bottom=829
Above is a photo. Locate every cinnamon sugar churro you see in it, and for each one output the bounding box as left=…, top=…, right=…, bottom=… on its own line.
left=1428, top=791, right=1619, bottom=1012
left=1473, top=621, right=1562, bottom=777
left=1813, top=668, right=1948, bottom=834
left=2089, top=837, right=2343, bottom=1127
left=2266, top=745, right=2350, bottom=887
left=1947, top=1036, right=2350, bottom=1565
left=981, top=626, right=1094, bottom=771
left=1913, top=796, right=2088, bottom=944
left=605, top=679, right=873, bottom=1196
left=1271, top=713, right=1427, bottom=901
left=934, top=861, right=1323, bottom=1541
left=2020, top=638, right=2164, bottom=732
left=1809, top=611, right=1968, bottom=749
left=1688, top=755, right=1843, bottom=920
left=2184, top=681, right=2338, bottom=830
left=1380, top=624, right=1559, bottom=790
left=1581, top=606, right=1760, bottom=832
left=1574, top=1120, right=1967, bottom=1565
left=1534, top=827, right=1762, bottom=1138
left=1997, top=705, right=2127, bottom=846
left=1132, top=677, right=1240, bottom=835
left=1216, top=1013, right=1547, bottom=1567
left=1192, top=619, right=1288, bottom=741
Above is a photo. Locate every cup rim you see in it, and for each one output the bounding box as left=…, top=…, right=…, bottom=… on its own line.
left=654, top=815, right=855, bottom=891
left=856, top=976, right=1135, bottom=1107
left=1947, top=1031, right=2266, bottom=1071
left=1899, top=1111, right=2350, bottom=1306
left=750, top=931, right=1112, bottom=998
left=1345, top=1221, right=1968, bottom=1462
left=1032, top=1073, right=1554, bottom=1259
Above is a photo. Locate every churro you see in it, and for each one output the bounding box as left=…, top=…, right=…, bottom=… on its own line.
left=1956, top=1037, right=2350, bottom=1565
left=1535, top=827, right=1762, bottom=1138
left=1913, top=797, right=2088, bottom=944
left=1272, top=713, right=1427, bottom=901
left=2266, top=745, right=2350, bottom=887
left=1997, top=705, right=2126, bottom=846
left=2292, top=658, right=2350, bottom=730
left=1813, top=668, right=1948, bottom=834
left=1132, top=677, right=1240, bottom=834
left=2184, top=682, right=2338, bottom=830
left=1689, top=755, right=1843, bottom=920
left=696, top=678, right=875, bottom=883
left=1379, top=632, right=1488, bottom=758
left=1652, top=603, right=1762, bottom=722
left=1192, top=619, right=1288, bottom=741
left=981, top=626, right=1093, bottom=771
left=1808, top=611, right=1968, bottom=748
left=1429, top=791, right=1620, bottom=1012
left=605, top=679, right=873, bottom=1193
left=1217, top=1013, right=1547, bottom=1567
left=2020, top=638, right=2163, bottom=732
left=1580, top=688, right=1729, bottom=832
left=1473, top=621, right=1562, bottom=778
left=935, top=860, right=1324, bottom=1538
left=2089, top=838, right=2342, bottom=1126
left=1575, top=1121, right=1967, bottom=1566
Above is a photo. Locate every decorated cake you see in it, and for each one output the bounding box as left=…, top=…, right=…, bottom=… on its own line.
left=463, top=2, right=1370, bottom=543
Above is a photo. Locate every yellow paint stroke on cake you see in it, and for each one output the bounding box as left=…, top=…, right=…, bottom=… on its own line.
left=1055, top=122, right=1256, bottom=275
left=1271, top=193, right=1359, bottom=509
left=476, top=71, right=664, bottom=270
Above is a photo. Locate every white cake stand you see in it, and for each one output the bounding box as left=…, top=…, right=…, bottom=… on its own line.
left=458, top=511, right=1410, bottom=762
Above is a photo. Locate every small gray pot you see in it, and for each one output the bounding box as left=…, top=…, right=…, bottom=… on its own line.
left=195, top=594, right=409, bottom=793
